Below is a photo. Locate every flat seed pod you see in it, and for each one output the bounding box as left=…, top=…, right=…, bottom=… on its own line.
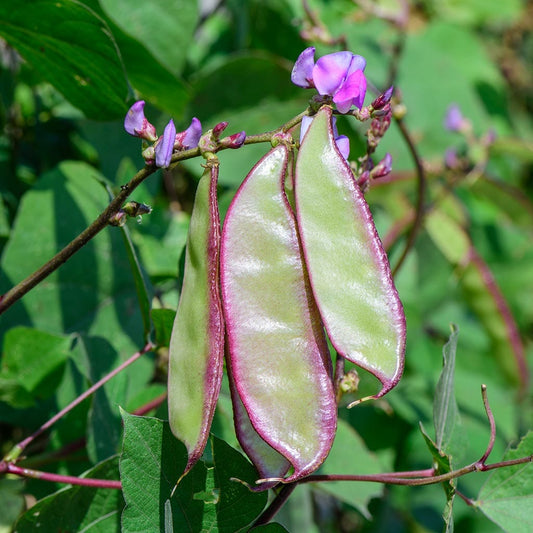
left=295, top=107, right=405, bottom=398
left=168, top=160, right=224, bottom=473
left=228, top=369, right=290, bottom=490
left=221, top=144, right=337, bottom=482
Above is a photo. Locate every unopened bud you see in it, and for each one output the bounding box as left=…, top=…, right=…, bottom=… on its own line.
left=371, top=86, right=393, bottom=110
left=219, top=131, right=246, bottom=149
left=370, top=153, right=393, bottom=179
left=109, top=210, right=127, bottom=227
left=212, top=121, right=228, bottom=140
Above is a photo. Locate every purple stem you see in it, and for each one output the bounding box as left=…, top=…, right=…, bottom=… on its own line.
left=132, top=392, right=167, bottom=416
left=3, top=463, right=121, bottom=490
left=478, top=384, right=496, bottom=465
left=16, top=342, right=154, bottom=454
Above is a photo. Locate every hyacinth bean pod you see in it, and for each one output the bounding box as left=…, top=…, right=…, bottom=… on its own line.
left=228, top=369, right=290, bottom=490
left=221, top=144, right=337, bottom=482
left=295, top=106, right=405, bottom=398
left=168, top=159, right=224, bottom=473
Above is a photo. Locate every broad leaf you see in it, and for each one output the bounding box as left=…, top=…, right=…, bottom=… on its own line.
left=476, top=432, right=533, bottom=533
left=0, top=0, right=128, bottom=119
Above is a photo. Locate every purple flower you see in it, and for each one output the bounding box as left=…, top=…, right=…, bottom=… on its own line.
left=124, top=101, right=157, bottom=141
left=444, top=104, right=465, bottom=132
left=291, top=47, right=367, bottom=113
left=155, top=119, right=176, bottom=168
left=219, top=131, right=246, bottom=149
left=174, top=117, right=202, bottom=150
left=300, top=115, right=350, bottom=159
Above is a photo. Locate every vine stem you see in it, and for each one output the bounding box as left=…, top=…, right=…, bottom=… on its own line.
left=6, top=342, right=154, bottom=461
left=391, top=116, right=427, bottom=277
left=0, top=462, right=122, bottom=490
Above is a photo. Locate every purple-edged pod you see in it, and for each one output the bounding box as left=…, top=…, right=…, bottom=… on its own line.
left=228, top=368, right=290, bottom=491
left=294, top=107, right=405, bottom=399
left=168, top=159, right=224, bottom=473
left=221, top=145, right=337, bottom=483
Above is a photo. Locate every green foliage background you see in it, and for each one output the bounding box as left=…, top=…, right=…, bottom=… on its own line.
left=0, top=0, right=532, bottom=531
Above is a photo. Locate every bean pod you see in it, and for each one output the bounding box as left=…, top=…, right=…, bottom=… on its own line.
left=221, top=144, right=337, bottom=482
left=295, top=107, right=405, bottom=398
left=168, top=159, right=224, bottom=472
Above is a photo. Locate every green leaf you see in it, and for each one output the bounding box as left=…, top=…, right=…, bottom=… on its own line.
left=434, top=325, right=466, bottom=467
left=14, top=456, right=123, bottom=533
left=120, top=224, right=153, bottom=343
left=0, top=161, right=148, bottom=370
left=152, top=308, right=176, bottom=348
left=0, top=0, right=128, bottom=119
left=212, top=436, right=268, bottom=532
left=420, top=424, right=456, bottom=533
left=99, top=0, right=198, bottom=77
left=0, top=479, right=25, bottom=533
left=120, top=411, right=217, bottom=532
left=476, top=432, right=533, bottom=533
left=1, top=327, right=71, bottom=400
left=314, top=418, right=385, bottom=519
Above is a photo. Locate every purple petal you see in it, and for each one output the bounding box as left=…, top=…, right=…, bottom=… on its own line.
left=444, top=104, right=464, bottom=131
left=346, top=54, right=366, bottom=76
left=291, top=47, right=316, bottom=88
left=335, top=135, right=350, bottom=160
left=333, top=70, right=367, bottom=112
left=155, top=119, right=176, bottom=168
left=124, top=101, right=146, bottom=136
left=299, top=115, right=313, bottom=144
left=178, top=117, right=202, bottom=149
left=312, top=51, right=354, bottom=96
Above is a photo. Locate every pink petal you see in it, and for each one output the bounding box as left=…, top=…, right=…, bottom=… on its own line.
left=312, top=51, right=354, bottom=96
left=333, top=70, right=367, bottom=111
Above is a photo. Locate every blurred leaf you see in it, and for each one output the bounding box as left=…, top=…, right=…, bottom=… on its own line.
left=0, top=479, right=24, bottom=533
left=0, top=0, right=128, bottom=119
left=434, top=325, right=466, bottom=467
left=99, top=0, right=198, bottom=77
left=14, top=456, right=123, bottom=533
left=314, top=419, right=384, bottom=519
left=425, top=208, right=526, bottom=386
left=476, top=432, right=533, bottom=533
left=152, top=308, right=176, bottom=348
left=1, top=327, right=71, bottom=400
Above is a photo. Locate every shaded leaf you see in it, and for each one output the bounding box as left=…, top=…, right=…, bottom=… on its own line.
left=152, top=308, right=176, bottom=348
left=0, top=0, right=128, bottom=119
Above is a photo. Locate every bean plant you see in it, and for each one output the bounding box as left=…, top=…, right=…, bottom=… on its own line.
left=0, top=1, right=532, bottom=532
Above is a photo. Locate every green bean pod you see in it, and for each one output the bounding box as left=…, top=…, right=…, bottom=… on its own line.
left=221, top=144, right=337, bottom=482
left=168, top=159, right=224, bottom=473
left=295, top=107, right=405, bottom=398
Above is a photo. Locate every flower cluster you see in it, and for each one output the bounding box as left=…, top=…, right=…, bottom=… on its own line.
left=291, top=47, right=367, bottom=113
left=124, top=101, right=202, bottom=168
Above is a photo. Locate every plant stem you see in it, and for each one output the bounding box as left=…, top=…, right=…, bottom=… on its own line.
left=1, top=463, right=121, bottom=490
left=252, top=483, right=296, bottom=527
left=9, top=342, right=153, bottom=460
left=391, top=116, right=427, bottom=277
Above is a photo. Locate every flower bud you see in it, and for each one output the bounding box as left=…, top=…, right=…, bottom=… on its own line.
left=371, top=86, right=393, bottom=110
left=444, top=104, right=466, bottom=132
left=212, top=121, right=229, bottom=140
left=219, top=131, right=246, bottom=149
left=370, top=153, right=393, bottom=179
left=123, top=201, right=152, bottom=217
